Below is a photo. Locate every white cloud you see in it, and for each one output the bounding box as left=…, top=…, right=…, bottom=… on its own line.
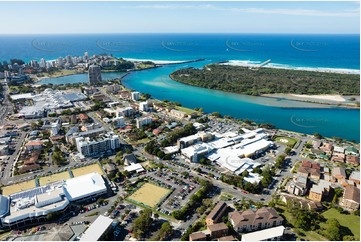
left=119, top=4, right=359, bottom=17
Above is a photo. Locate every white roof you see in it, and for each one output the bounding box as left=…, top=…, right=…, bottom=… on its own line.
left=349, top=171, right=360, bottom=181
left=333, top=146, right=345, bottom=153
left=241, top=226, right=285, bottom=241
left=63, top=172, right=107, bottom=201
left=124, top=163, right=144, bottom=173
left=10, top=93, right=33, bottom=100
left=80, top=215, right=113, bottom=241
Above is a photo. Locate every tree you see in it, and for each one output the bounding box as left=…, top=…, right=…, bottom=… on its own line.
left=158, top=222, right=173, bottom=240
left=313, top=132, right=323, bottom=139
left=285, top=147, right=292, bottom=155
left=132, top=209, right=153, bottom=239
left=324, top=218, right=342, bottom=241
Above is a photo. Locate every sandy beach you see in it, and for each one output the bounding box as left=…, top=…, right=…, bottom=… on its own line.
left=261, top=93, right=360, bottom=108
left=221, top=60, right=360, bottom=75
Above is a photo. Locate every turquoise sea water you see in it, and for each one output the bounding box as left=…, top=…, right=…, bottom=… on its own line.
left=2, top=34, right=360, bottom=141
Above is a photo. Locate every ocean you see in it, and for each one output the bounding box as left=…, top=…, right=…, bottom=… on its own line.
left=1, top=34, right=360, bottom=141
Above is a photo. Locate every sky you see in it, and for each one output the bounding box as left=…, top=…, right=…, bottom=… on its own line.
left=0, top=1, right=359, bottom=34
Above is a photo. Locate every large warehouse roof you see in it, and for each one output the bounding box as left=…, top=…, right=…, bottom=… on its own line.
left=62, top=172, right=107, bottom=201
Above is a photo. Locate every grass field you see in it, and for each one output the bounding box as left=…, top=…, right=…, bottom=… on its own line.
left=275, top=136, right=298, bottom=147
left=39, top=171, right=70, bottom=186
left=128, top=183, right=171, bottom=208
left=220, top=192, right=234, bottom=201
left=321, top=208, right=360, bottom=240
left=71, top=163, right=104, bottom=177
left=2, top=180, right=36, bottom=196
left=175, top=106, right=196, bottom=115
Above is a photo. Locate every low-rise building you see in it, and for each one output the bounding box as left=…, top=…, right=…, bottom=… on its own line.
left=25, top=141, right=44, bottom=151
left=346, top=155, right=360, bottom=165
left=341, top=186, right=360, bottom=210
left=332, top=167, right=346, bottom=181
left=229, top=207, right=283, bottom=233
left=80, top=215, right=113, bottom=241
left=206, top=202, right=228, bottom=225
left=308, top=180, right=333, bottom=202
left=189, top=232, right=207, bottom=241
left=349, top=171, right=360, bottom=185
left=287, top=175, right=308, bottom=196
left=207, top=223, right=229, bottom=239
left=345, top=146, right=359, bottom=156
left=241, top=225, right=285, bottom=241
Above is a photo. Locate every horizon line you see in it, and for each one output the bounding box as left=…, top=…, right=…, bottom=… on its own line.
left=0, top=32, right=359, bottom=35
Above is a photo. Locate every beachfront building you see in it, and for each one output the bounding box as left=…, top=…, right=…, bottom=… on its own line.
left=139, top=101, right=149, bottom=112
left=131, top=92, right=140, bottom=101
left=88, top=65, right=102, bottom=84
left=75, top=132, right=120, bottom=157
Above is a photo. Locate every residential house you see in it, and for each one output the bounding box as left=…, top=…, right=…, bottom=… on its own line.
left=206, top=202, right=228, bottom=225
left=312, top=141, right=322, bottom=149
left=349, top=171, right=360, bottom=185
left=320, top=143, right=333, bottom=153
left=332, top=167, right=346, bottom=181
left=333, top=146, right=345, bottom=154
left=341, top=186, right=360, bottom=210
left=346, top=155, right=360, bottom=166
left=123, top=154, right=137, bottom=165
left=103, top=163, right=117, bottom=177
left=207, top=223, right=229, bottom=239
left=345, top=146, right=359, bottom=156
left=228, top=207, right=283, bottom=233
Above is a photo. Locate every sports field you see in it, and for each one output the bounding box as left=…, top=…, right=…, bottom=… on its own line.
left=128, top=183, right=171, bottom=208
left=71, top=163, right=104, bottom=177
left=2, top=180, right=36, bottom=196
left=39, top=171, right=70, bottom=186
left=275, top=136, right=298, bottom=147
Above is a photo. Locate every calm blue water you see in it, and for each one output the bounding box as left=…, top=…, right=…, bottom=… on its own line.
left=1, top=34, right=359, bottom=141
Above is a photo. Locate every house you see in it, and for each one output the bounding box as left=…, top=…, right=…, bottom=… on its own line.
left=25, top=141, right=44, bottom=151
left=297, top=167, right=309, bottom=177
left=333, top=146, right=345, bottom=154
left=332, top=167, right=346, bottom=181
left=189, top=232, right=207, bottom=241
left=320, top=142, right=333, bottom=152
left=349, top=171, right=360, bottom=184
left=345, top=146, right=359, bottom=156
left=207, top=223, right=229, bottom=239
left=103, top=163, right=117, bottom=176
left=79, top=113, right=90, bottom=123
left=301, top=160, right=312, bottom=168
left=312, top=141, right=322, bottom=149
left=206, top=202, right=228, bottom=225
left=346, top=155, right=360, bottom=165
left=309, top=180, right=333, bottom=202
left=341, top=186, right=360, bottom=210
left=310, top=169, right=321, bottom=181
left=331, top=155, right=345, bottom=163
left=229, top=207, right=283, bottom=233
left=123, top=154, right=137, bottom=165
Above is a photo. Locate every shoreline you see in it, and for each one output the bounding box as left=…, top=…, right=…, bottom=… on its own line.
left=220, top=60, right=360, bottom=75
left=261, top=93, right=360, bottom=109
